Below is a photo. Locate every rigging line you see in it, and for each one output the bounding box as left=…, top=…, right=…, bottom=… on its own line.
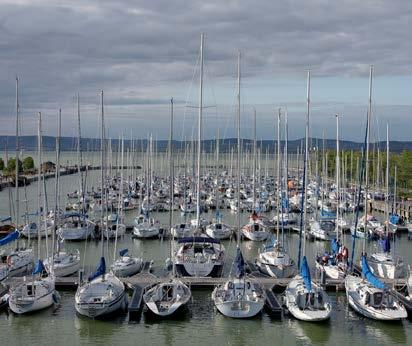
left=350, top=112, right=369, bottom=272
left=180, top=47, right=201, bottom=143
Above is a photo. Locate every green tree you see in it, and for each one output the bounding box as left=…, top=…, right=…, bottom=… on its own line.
left=6, top=157, right=23, bottom=175
left=0, top=158, right=4, bottom=171
left=22, top=156, right=34, bottom=173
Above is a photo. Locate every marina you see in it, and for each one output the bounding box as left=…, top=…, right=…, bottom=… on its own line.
left=1, top=2, right=412, bottom=344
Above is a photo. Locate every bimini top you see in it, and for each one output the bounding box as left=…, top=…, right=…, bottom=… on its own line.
left=177, top=236, right=221, bottom=244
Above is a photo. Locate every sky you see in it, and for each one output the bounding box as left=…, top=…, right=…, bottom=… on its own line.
left=0, top=0, right=411, bottom=142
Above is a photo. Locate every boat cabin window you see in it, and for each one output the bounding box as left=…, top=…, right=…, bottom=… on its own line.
left=216, top=224, right=222, bottom=230
left=372, top=292, right=383, bottom=307
left=27, top=284, right=35, bottom=296
left=253, top=224, right=259, bottom=232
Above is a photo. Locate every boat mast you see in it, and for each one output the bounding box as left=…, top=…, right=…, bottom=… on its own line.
left=363, top=66, right=373, bottom=254
left=76, top=94, right=85, bottom=216
left=252, top=108, right=256, bottom=211
left=169, top=98, right=175, bottom=276
left=285, top=108, right=289, bottom=223
left=302, top=70, right=310, bottom=259
left=335, top=113, right=340, bottom=240
left=53, top=109, right=62, bottom=256
left=113, top=137, right=124, bottom=260
left=385, top=123, right=389, bottom=238
left=37, top=112, right=42, bottom=256
left=236, top=50, right=241, bottom=245
left=15, top=77, right=20, bottom=230
left=100, top=91, right=105, bottom=260
left=276, top=108, right=281, bottom=249
left=196, top=33, right=204, bottom=230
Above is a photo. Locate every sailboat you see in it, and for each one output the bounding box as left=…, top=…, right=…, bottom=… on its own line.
left=133, top=136, right=161, bottom=239
left=133, top=212, right=160, bottom=239
left=212, top=50, right=265, bottom=318
left=143, top=97, right=192, bottom=317
left=315, top=114, right=348, bottom=280
left=111, top=138, right=143, bottom=277
left=9, top=112, right=59, bottom=314
left=0, top=77, right=34, bottom=282
left=75, top=91, right=127, bottom=318
left=256, top=108, right=295, bottom=278
left=206, top=132, right=232, bottom=240
left=345, top=66, right=407, bottom=321
left=367, top=124, right=406, bottom=279
left=44, top=108, right=80, bottom=277
left=173, top=34, right=225, bottom=277
left=205, top=212, right=232, bottom=240
left=284, top=71, right=332, bottom=322
left=345, top=256, right=406, bottom=320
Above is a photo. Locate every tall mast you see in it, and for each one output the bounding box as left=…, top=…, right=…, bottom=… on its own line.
left=169, top=98, right=175, bottom=276
left=236, top=50, right=241, bottom=245
left=216, top=128, right=220, bottom=211
left=53, top=109, right=62, bottom=255
left=335, top=113, right=340, bottom=240
left=76, top=94, right=85, bottom=215
left=252, top=108, right=256, bottom=211
left=15, top=77, right=20, bottom=229
left=276, top=108, right=281, bottom=248
left=285, top=108, right=289, bottom=219
left=302, top=70, right=311, bottom=259
left=196, top=33, right=204, bottom=230
left=100, top=91, right=105, bottom=259
left=37, top=112, right=42, bottom=257
left=363, top=66, right=373, bottom=254
left=385, top=123, right=389, bottom=237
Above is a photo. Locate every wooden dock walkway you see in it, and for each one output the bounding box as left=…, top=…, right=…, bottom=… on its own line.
left=7, top=273, right=408, bottom=292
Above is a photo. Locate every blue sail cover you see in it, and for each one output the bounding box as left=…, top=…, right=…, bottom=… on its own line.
left=361, top=255, right=385, bottom=290
left=235, top=247, right=245, bottom=279
left=32, top=260, right=46, bottom=275
left=300, top=256, right=312, bottom=291
left=0, top=230, right=19, bottom=246
left=0, top=216, right=11, bottom=222
left=379, top=238, right=390, bottom=253
left=331, top=239, right=339, bottom=254
left=389, top=214, right=399, bottom=225
left=88, top=257, right=106, bottom=281
left=119, top=248, right=128, bottom=257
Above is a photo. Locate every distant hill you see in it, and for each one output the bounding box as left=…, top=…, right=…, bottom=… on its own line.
left=0, top=135, right=411, bottom=153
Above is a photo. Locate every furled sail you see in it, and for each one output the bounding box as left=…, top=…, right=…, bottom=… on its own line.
left=300, top=256, right=312, bottom=291
left=361, top=255, right=385, bottom=290
left=88, top=257, right=106, bottom=281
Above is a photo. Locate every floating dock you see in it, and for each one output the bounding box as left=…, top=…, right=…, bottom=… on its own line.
left=7, top=272, right=408, bottom=293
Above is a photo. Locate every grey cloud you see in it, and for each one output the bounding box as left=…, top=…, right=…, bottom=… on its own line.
left=0, top=0, right=411, bottom=140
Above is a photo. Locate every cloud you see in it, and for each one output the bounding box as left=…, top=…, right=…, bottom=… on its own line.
left=0, top=0, right=411, bottom=140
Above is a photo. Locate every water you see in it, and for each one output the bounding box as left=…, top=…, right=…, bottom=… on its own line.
left=0, top=154, right=411, bottom=345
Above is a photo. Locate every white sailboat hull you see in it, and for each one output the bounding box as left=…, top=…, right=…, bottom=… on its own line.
left=214, top=299, right=264, bottom=318
left=9, top=278, right=57, bottom=314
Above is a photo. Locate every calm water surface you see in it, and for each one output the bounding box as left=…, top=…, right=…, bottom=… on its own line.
left=0, top=154, right=411, bottom=345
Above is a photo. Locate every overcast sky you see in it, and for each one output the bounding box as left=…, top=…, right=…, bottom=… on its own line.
left=0, top=0, right=411, bottom=141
